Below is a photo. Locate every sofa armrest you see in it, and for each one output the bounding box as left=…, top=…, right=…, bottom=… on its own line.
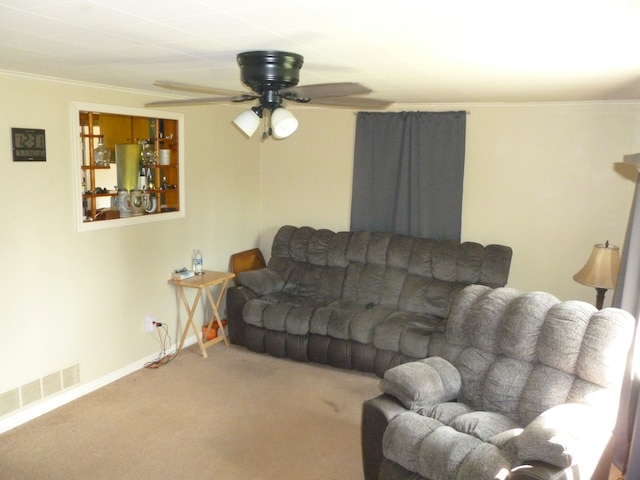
left=379, top=357, right=462, bottom=410
left=226, top=286, right=258, bottom=346
left=362, top=394, right=409, bottom=480
left=513, top=403, right=613, bottom=470
left=236, top=268, right=285, bottom=295
left=509, top=434, right=614, bottom=480
left=509, top=461, right=577, bottom=480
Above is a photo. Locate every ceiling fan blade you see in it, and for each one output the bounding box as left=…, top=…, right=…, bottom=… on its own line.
left=154, top=80, right=251, bottom=97
left=145, top=96, right=246, bottom=107
left=307, top=96, right=393, bottom=109
left=280, top=82, right=372, bottom=100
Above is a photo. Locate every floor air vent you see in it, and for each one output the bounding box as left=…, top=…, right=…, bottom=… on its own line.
left=0, top=363, right=80, bottom=417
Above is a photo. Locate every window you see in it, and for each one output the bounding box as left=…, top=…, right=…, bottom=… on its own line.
left=71, top=102, right=185, bottom=231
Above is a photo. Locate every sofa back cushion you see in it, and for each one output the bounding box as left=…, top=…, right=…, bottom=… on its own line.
left=436, top=284, right=634, bottom=425
left=268, top=225, right=513, bottom=316
left=269, top=225, right=511, bottom=317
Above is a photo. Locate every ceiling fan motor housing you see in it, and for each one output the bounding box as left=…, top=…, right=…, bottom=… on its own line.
left=237, top=51, right=304, bottom=103
left=147, top=50, right=390, bottom=117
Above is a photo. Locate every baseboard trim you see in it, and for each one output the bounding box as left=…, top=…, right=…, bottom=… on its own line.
left=0, top=335, right=197, bottom=434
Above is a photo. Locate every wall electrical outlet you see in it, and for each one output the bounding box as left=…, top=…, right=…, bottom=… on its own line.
left=144, top=316, right=156, bottom=333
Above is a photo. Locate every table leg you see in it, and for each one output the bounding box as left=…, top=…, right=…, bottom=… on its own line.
left=176, top=285, right=208, bottom=358
left=203, top=278, right=230, bottom=346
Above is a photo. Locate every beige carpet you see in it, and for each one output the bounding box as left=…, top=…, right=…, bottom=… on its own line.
left=0, top=345, right=381, bottom=480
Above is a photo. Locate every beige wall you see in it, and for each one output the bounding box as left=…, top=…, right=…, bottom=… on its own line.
left=3, top=70, right=640, bottom=428
left=259, top=108, right=357, bottom=243
left=259, top=103, right=640, bottom=305
left=463, top=103, right=639, bottom=299
left=0, top=73, right=260, bottom=413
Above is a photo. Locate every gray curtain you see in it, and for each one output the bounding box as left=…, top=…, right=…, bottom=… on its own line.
left=350, top=111, right=466, bottom=240
left=613, top=167, right=640, bottom=474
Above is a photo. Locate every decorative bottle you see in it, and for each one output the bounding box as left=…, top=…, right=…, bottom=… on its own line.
left=94, top=138, right=110, bottom=166
left=137, top=162, right=146, bottom=190
left=193, top=249, right=203, bottom=275
left=140, top=140, right=157, bottom=166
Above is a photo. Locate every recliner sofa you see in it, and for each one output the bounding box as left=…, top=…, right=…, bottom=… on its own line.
left=226, top=225, right=512, bottom=376
left=361, top=284, right=634, bottom=480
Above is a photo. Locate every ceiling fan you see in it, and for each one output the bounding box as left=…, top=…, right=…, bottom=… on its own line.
left=145, top=50, right=392, bottom=140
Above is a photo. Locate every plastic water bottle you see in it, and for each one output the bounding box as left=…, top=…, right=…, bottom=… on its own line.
left=193, top=249, right=203, bottom=275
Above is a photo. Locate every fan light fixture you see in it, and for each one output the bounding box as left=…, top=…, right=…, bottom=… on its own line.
left=147, top=51, right=392, bottom=140
left=271, top=107, right=298, bottom=139
left=233, top=105, right=298, bottom=139
left=233, top=106, right=263, bottom=137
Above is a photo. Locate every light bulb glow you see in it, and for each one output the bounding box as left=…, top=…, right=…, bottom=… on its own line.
left=271, top=107, right=298, bottom=139
left=233, top=109, right=261, bottom=137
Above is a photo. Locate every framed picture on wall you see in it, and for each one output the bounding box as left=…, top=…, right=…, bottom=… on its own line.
left=12, top=128, right=46, bottom=162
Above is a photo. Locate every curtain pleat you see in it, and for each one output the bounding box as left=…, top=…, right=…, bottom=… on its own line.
left=350, top=111, right=466, bottom=240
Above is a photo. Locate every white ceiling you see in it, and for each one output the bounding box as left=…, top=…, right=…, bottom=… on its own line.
left=2, top=0, right=640, bottom=105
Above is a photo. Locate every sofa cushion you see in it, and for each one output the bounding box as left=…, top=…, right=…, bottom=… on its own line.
left=243, top=294, right=329, bottom=332
left=518, top=364, right=576, bottom=425
left=321, top=233, right=347, bottom=265
left=449, top=411, right=520, bottom=442
left=399, top=275, right=462, bottom=317
left=326, top=302, right=363, bottom=340
left=318, top=265, right=347, bottom=299
left=406, top=238, right=436, bottom=276
left=373, top=312, right=445, bottom=355
left=387, top=235, right=414, bottom=268
left=466, top=287, right=521, bottom=354
left=349, top=305, right=397, bottom=343
left=419, top=402, right=472, bottom=424
left=308, top=304, right=333, bottom=336
left=499, top=292, right=558, bottom=362
left=444, top=284, right=492, bottom=345
left=383, top=413, right=516, bottom=479
left=482, top=357, right=533, bottom=421
left=398, top=315, right=445, bottom=358
left=562, top=306, right=630, bottom=388
left=306, top=228, right=334, bottom=265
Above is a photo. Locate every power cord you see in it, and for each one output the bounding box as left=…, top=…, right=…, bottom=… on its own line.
left=144, top=322, right=176, bottom=369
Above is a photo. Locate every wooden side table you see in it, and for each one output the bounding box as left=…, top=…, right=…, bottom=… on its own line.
left=168, top=270, right=236, bottom=358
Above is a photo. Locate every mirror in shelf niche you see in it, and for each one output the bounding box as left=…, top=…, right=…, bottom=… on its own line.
left=71, top=101, right=185, bottom=232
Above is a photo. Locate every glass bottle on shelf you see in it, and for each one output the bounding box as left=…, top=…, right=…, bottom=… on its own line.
left=94, top=138, right=110, bottom=166
left=137, top=161, right=146, bottom=190
left=140, top=140, right=157, bottom=166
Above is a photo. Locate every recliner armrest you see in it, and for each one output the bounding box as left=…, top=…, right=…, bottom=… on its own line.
left=509, top=461, right=577, bottom=480
left=512, top=403, right=613, bottom=472
left=509, top=434, right=615, bottom=480
left=379, top=356, right=462, bottom=410
left=362, top=394, right=409, bottom=480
